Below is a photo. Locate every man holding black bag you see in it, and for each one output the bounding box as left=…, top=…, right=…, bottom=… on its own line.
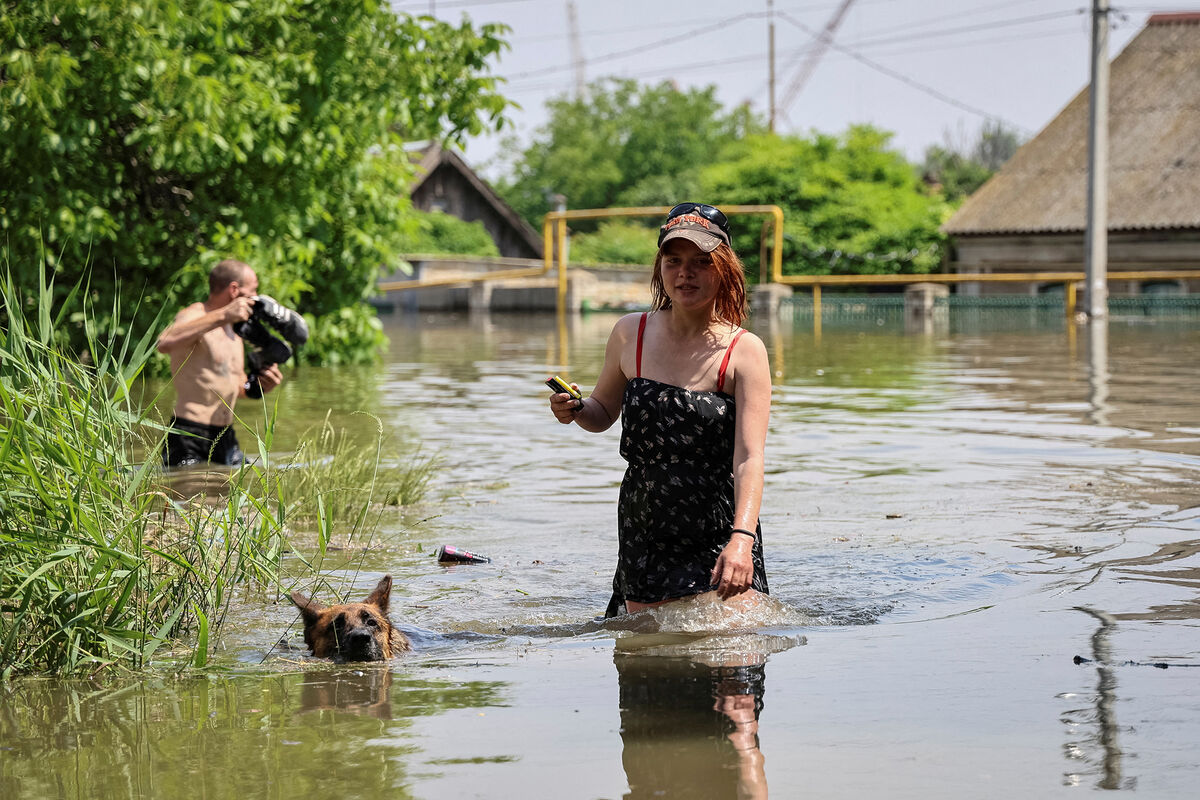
left=156, top=259, right=307, bottom=467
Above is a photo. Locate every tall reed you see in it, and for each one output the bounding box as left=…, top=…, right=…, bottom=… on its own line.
left=0, top=263, right=286, bottom=677
left=269, top=411, right=439, bottom=541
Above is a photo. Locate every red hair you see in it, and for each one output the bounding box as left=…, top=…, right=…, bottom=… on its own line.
left=649, top=243, right=748, bottom=326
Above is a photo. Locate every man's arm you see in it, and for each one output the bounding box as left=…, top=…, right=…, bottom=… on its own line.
left=156, top=297, right=253, bottom=354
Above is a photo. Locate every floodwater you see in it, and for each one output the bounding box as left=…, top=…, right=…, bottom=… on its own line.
left=4, top=308, right=1200, bottom=799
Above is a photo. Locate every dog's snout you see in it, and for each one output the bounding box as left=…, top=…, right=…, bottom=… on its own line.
left=338, top=626, right=384, bottom=662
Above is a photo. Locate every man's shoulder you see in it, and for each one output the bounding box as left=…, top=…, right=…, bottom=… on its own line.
left=174, top=301, right=207, bottom=322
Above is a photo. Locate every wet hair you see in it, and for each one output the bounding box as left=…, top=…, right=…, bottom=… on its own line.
left=209, top=259, right=251, bottom=294
left=649, top=243, right=748, bottom=326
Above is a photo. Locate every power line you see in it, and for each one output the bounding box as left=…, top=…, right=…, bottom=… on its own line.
left=776, top=0, right=857, bottom=116
left=776, top=11, right=1030, bottom=133
left=505, top=22, right=1084, bottom=96
left=740, top=24, right=1083, bottom=107
left=843, top=8, right=1088, bottom=51
left=505, top=12, right=769, bottom=80
left=504, top=6, right=1090, bottom=89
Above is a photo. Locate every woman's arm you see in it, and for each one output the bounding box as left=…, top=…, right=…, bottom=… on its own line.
left=710, top=331, right=772, bottom=599
left=549, top=314, right=637, bottom=432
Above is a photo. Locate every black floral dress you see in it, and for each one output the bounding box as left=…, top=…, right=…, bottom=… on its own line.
left=605, top=315, right=769, bottom=617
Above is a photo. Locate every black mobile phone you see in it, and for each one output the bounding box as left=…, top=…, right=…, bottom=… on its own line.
left=546, top=375, right=584, bottom=406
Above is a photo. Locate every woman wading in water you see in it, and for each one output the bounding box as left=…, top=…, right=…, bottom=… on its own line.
left=548, top=202, right=772, bottom=617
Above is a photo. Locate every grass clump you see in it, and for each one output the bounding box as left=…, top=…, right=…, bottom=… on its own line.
left=269, top=412, right=438, bottom=547
left=0, top=263, right=286, bottom=677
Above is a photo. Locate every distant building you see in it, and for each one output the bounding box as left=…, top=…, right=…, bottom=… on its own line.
left=408, top=142, right=544, bottom=260
left=942, top=13, right=1200, bottom=295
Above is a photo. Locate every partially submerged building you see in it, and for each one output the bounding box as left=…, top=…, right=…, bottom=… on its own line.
left=408, top=142, right=544, bottom=260
left=943, top=13, right=1200, bottom=295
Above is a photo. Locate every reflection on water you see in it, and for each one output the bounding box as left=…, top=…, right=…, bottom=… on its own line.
left=614, top=642, right=770, bottom=800
left=299, top=667, right=395, bottom=720
left=0, top=668, right=507, bottom=800
left=1063, top=607, right=1125, bottom=790
left=1087, top=319, right=1111, bottom=427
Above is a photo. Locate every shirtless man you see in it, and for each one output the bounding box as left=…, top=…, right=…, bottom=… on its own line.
left=157, top=259, right=284, bottom=467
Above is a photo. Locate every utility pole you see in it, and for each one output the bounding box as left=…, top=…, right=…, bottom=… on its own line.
left=768, top=0, right=776, bottom=133
left=778, top=0, right=856, bottom=118
left=1085, top=0, right=1110, bottom=318
left=567, top=1, right=585, bottom=100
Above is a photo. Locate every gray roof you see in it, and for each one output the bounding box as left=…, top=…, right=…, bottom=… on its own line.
left=943, top=13, right=1200, bottom=236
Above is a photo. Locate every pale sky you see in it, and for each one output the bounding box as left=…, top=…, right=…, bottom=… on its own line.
left=389, top=1, right=1191, bottom=179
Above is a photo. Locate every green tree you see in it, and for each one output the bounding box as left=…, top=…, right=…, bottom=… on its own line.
left=1, top=0, right=510, bottom=360
left=495, top=78, right=763, bottom=226
left=700, top=127, right=950, bottom=277
left=569, top=220, right=659, bottom=266
left=921, top=120, right=1022, bottom=202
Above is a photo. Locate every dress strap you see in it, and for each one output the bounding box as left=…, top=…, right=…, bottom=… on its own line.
left=716, top=328, right=747, bottom=394
left=636, top=312, right=648, bottom=378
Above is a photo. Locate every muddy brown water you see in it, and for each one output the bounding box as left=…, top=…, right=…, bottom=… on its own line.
left=3, top=310, right=1200, bottom=798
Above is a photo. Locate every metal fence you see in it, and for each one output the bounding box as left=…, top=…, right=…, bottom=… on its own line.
left=782, top=293, right=1200, bottom=313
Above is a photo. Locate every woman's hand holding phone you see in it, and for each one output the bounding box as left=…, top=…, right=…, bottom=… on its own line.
left=546, top=375, right=584, bottom=423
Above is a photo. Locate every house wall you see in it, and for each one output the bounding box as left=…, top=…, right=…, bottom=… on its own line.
left=410, top=163, right=542, bottom=260
left=949, top=230, right=1200, bottom=295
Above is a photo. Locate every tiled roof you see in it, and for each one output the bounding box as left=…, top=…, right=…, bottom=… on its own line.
left=943, top=14, right=1200, bottom=235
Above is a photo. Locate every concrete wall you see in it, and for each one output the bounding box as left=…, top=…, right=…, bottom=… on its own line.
left=373, top=258, right=652, bottom=313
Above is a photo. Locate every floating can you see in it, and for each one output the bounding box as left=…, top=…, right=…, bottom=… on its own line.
left=436, top=544, right=491, bottom=564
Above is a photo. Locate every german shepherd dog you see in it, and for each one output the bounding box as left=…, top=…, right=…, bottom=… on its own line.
left=290, top=575, right=411, bottom=662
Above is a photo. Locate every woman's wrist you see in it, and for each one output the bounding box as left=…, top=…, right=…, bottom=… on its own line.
left=730, top=527, right=756, bottom=540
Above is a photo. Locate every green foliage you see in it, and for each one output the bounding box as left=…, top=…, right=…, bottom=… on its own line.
left=396, top=210, right=501, bottom=257
left=921, top=145, right=994, bottom=203
left=496, top=78, right=764, bottom=227
left=921, top=120, right=1023, bottom=202
left=569, top=220, right=659, bottom=266
left=1, top=0, right=511, bottom=360
left=0, top=262, right=286, bottom=676
left=699, top=127, right=950, bottom=277
left=296, top=303, right=387, bottom=366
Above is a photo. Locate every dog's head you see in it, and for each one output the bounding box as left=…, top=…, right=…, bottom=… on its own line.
left=290, top=575, right=411, bottom=662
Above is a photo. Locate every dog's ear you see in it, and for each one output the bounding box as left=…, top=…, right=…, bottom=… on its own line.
left=290, top=590, right=326, bottom=626
left=364, top=575, right=393, bottom=614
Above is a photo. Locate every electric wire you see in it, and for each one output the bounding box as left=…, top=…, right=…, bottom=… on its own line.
left=775, top=11, right=1031, bottom=132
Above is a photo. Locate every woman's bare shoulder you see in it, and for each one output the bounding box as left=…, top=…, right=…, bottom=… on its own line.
left=734, top=327, right=767, bottom=353
left=608, top=312, right=645, bottom=339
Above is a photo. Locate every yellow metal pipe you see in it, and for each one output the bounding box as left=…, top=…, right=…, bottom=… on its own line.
left=557, top=216, right=568, bottom=310
left=758, top=219, right=771, bottom=285
left=776, top=270, right=1200, bottom=286
left=1065, top=281, right=1078, bottom=317
left=813, top=285, right=822, bottom=341
left=378, top=266, right=548, bottom=292
left=769, top=206, right=784, bottom=283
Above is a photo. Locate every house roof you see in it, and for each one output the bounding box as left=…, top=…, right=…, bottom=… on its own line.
left=943, top=13, right=1200, bottom=236
left=409, top=143, right=545, bottom=256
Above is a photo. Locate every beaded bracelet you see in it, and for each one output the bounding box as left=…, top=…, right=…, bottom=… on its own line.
left=730, top=528, right=757, bottom=539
